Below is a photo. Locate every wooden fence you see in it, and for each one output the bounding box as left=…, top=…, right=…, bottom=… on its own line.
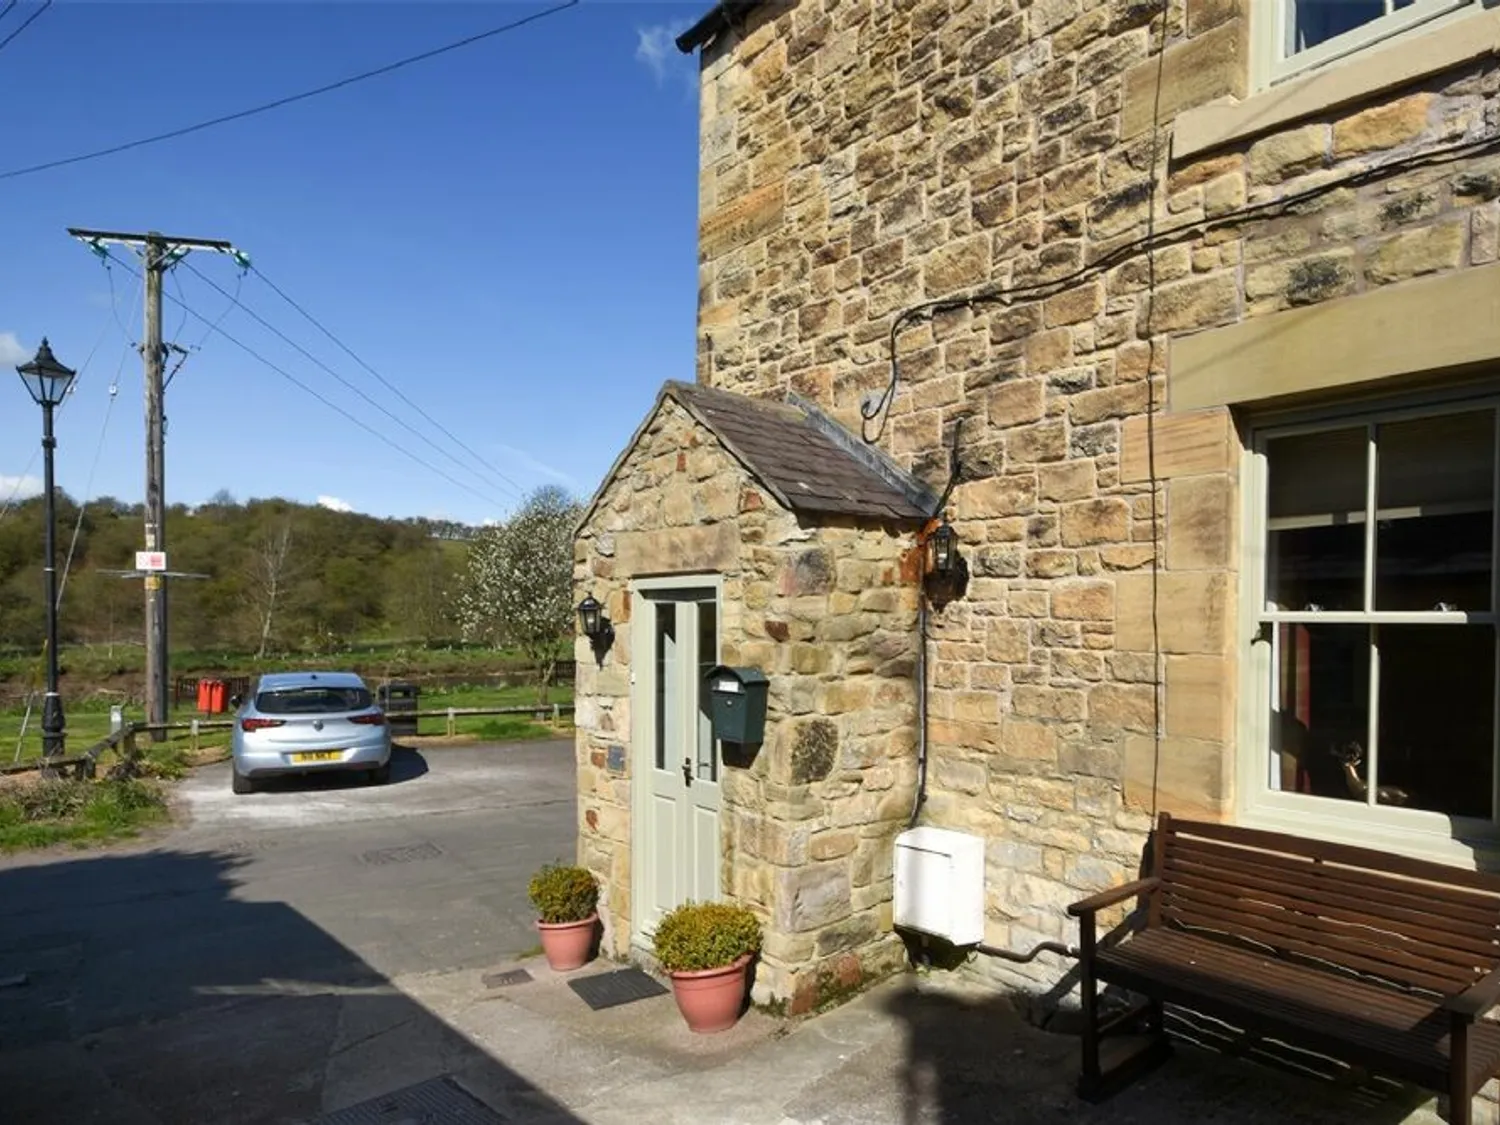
left=1, top=703, right=575, bottom=779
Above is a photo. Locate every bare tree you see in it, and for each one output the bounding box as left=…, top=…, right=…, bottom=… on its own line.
left=248, top=519, right=295, bottom=659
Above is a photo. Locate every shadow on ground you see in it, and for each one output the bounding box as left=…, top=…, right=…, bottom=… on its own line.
left=879, top=983, right=1435, bottom=1125
left=0, top=845, right=576, bottom=1124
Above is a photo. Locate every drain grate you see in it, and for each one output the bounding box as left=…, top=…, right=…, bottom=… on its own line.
left=310, top=1076, right=504, bottom=1124
left=568, top=967, right=668, bottom=1011
left=360, top=841, right=443, bottom=866
left=482, top=968, right=533, bottom=989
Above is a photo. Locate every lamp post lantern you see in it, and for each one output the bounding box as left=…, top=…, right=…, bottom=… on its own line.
left=16, top=338, right=75, bottom=759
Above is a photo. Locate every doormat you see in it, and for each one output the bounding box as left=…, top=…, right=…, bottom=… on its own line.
left=310, top=1076, right=504, bottom=1124
left=568, top=967, right=668, bottom=1011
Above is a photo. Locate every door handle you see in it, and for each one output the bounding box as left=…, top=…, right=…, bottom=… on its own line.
left=682, top=757, right=693, bottom=786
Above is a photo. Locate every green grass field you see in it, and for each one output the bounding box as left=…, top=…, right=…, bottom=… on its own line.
left=0, top=639, right=570, bottom=685
left=1, top=680, right=574, bottom=766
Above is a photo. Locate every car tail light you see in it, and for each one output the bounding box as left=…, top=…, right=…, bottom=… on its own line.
left=240, top=717, right=285, bottom=732
left=350, top=712, right=386, bottom=726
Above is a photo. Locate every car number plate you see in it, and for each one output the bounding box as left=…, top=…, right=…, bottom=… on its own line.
left=290, top=750, right=343, bottom=763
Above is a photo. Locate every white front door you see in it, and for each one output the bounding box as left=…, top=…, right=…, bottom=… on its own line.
left=633, top=585, right=722, bottom=939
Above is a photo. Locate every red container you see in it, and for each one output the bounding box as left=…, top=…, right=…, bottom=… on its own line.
left=195, top=679, right=212, bottom=713
left=207, top=680, right=227, bottom=714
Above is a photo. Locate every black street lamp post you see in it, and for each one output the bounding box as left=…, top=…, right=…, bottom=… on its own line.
left=16, top=339, right=76, bottom=759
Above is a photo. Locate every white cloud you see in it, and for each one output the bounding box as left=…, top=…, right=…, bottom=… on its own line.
left=0, top=474, right=43, bottom=503
left=0, top=332, right=29, bottom=368
left=317, top=495, right=354, bottom=513
left=635, top=21, right=692, bottom=86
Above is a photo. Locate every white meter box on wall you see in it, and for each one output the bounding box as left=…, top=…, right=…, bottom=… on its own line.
left=893, top=826, right=985, bottom=945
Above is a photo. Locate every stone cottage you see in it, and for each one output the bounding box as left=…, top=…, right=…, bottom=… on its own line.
left=575, top=0, right=1500, bottom=1013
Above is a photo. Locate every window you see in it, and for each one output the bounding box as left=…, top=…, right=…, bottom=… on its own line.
left=1264, top=0, right=1477, bottom=85
left=255, top=687, right=373, bottom=714
left=1252, top=403, right=1498, bottom=834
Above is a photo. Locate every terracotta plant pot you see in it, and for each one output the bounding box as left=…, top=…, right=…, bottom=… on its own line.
left=537, top=914, right=597, bottom=972
left=668, top=954, right=752, bottom=1033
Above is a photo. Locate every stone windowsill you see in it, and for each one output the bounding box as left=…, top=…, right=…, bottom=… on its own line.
left=1174, top=8, right=1500, bottom=161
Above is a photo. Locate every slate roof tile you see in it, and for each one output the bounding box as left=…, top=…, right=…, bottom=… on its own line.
left=665, top=381, right=931, bottom=523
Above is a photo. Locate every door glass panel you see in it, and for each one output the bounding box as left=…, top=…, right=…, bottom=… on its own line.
left=1270, top=624, right=1370, bottom=802
left=696, top=601, right=718, bottom=783
left=1375, top=412, right=1494, bottom=611
left=1376, top=625, right=1495, bottom=819
left=655, top=601, right=678, bottom=773
left=1266, top=428, right=1367, bottom=612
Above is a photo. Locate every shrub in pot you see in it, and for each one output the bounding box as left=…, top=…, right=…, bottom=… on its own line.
left=652, top=901, right=762, bottom=1033
left=528, top=863, right=599, bottom=971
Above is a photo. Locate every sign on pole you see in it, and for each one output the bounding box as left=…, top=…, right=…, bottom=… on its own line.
left=135, top=551, right=167, bottom=572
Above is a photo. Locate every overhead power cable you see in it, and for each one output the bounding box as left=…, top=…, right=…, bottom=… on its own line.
left=0, top=0, right=578, bottom=181
left=181, top=259, right=523, bottom=503
left=863, top=127, right=1500, bottom=441
left=248, top=263, right=530, bottom=500
left=0, top=2, right=20, bottom=28
left=96, top=248, right=513, bottom=512
left=0, top=0, right=50, bottom=56
left=57, top=359, right=125, bottom=607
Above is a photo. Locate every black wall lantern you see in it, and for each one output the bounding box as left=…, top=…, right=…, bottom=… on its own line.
left=577, top=593, right=614, bottom=664
left=925, top=520, right=958, bottom=578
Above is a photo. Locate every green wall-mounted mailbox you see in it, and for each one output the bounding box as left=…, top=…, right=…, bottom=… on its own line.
left=705, top=665, right=769, bottom=745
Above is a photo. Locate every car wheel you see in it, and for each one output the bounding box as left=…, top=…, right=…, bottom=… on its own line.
left=369, top=762, right=392, bottom=786
left=231, top=768, right=256, bottom=795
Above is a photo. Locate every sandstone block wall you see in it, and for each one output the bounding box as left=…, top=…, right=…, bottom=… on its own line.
left=692, top=0, right=1500, bottom=992
left=574, top=396, right=919, bottom=1008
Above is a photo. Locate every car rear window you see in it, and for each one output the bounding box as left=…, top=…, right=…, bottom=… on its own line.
left=254, top=687, right=373, bottom=714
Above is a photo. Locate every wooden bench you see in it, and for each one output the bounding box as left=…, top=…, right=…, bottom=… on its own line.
left=1068, top=813, right=1500, bottom=1124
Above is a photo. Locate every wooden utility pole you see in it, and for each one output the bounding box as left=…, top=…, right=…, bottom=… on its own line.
left=66, top=228, right=243, bottom=737
left=143, top=234, right=167, bottom=738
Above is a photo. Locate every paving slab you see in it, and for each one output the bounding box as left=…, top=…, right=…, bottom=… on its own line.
left=0, top=739, right=1467, bottom=1124
left=407, top=958, right=1451, bottom=1125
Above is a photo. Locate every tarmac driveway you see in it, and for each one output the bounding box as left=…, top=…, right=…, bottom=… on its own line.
left=0, top=739, right=578, bottom=1124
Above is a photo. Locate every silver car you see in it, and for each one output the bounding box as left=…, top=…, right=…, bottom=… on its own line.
left=230, top=671, right=392, bottom=794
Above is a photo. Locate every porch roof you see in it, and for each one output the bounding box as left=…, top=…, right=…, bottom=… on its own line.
left=577, top=381, right=935, bottom=533
left=671, top=382, right=934, bottom=522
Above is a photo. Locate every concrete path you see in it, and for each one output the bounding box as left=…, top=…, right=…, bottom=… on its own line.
left=400, top=961, right=1449, bottom=1125
left=0, top=737, right=1459, bottom=1124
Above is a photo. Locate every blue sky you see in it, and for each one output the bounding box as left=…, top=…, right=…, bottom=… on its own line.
left=0, top=0, right=707, bottom=528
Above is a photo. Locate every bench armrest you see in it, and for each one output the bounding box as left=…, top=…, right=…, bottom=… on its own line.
left=1444, top=967, right=1500, bottom=1022
left=1067, top=877, right=1160, bottom=918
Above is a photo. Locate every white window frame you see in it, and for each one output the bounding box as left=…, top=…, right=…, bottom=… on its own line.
left=1255, top=0, right=1481, bottom=90
left=1238, top=388, right=1500, bottom=867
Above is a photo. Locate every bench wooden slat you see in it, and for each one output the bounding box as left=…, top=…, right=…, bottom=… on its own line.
left=1160, top=898, right=1466, bottom=995
left=1164, top=848, right=1500, bottom=959
left=1099, top=928, right=1500, bottom=1093
left=1163, top=862, right=1497, bottom=980
left=1074, top=814, right=1500, bottom=1122
left=1168, top=833, right=1500, bottom=928
left=1166, top=817, right=1500, bottom=896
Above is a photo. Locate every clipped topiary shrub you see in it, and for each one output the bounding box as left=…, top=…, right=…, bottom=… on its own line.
left=652, top=901, right=762, bottom=973
left=527, top=862, right=598, bottom=923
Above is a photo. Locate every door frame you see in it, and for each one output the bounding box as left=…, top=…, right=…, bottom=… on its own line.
left=629, top=574, right=724, bottom=947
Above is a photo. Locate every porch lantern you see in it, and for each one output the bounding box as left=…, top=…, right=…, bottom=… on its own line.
left=577, top=594, right=611, bottom=640
left=925, top=520, right=958, bottom=578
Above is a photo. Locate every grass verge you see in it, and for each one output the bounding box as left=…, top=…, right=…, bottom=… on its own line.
left=0, top=777, right=168, bottom=852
